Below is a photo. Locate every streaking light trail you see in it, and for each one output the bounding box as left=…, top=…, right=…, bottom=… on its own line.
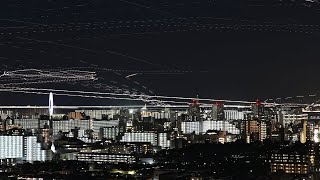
left=0, top=87, right=266, bottom=105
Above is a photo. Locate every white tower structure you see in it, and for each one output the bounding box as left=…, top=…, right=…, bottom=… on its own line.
left=49, top=92, right=54, bottom=117
left=48, top=92, right=54, bottom=134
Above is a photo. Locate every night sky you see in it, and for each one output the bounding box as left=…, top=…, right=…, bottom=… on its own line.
left=0, top=0, right=320, bottom=105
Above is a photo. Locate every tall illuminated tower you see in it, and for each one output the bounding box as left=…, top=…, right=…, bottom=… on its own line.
left=48, top=92, right=54, bottom=132
left=49, top=92, right=54, bottom=117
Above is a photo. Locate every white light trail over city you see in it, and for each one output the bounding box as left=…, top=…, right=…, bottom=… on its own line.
left=0, top=87, right=276, bottom=105
left=0, top=68, right=309, bottom=107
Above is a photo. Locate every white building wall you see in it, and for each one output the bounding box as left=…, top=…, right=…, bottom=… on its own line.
left=52, top=120, right=90, bottom=135
left=121, top=132, right=157, bottom=146
left=181, top=121, right=240, bottom=135
left=202, top=120, right=240, bottom=134
left=181, top=121, right=201, bottom=134
left=102, top=126, right=119, bottom=140
left=158, top=133, right=170, bottom=149
left=25, top=136, right=49, bottom=162
left=15, top=119, right=45, bottom=129
left=0, top=135, right=51, bottom=161
left=224, top=110, right=245, bottom=120
left=0, top=136, right=23, bottom=159
left=259, top=121, right=267, bottom=141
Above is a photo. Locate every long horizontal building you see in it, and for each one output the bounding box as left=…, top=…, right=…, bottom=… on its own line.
left=77, top=152, right=136, bottom=164
left=181, top=120, right=240, bottom=135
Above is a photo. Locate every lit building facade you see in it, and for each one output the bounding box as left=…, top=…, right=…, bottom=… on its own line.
left=0, top=135, right=51, bottom=162
left=77, top=153, right=136, bottom=164
left=100, top=126, right=119, bottom=140
left=181, top=121, right=201, bottom=134
left=271, top=153, right=309, bottom=174
left=121, top=132, right=157, bottom=146
left=181, top=121, right=240, bottom=135
left=282, top=113, right=308, bottom=128
left=24, top=136, right=52, bottom=162
left=0, top=136, right=23, bottom=159
left=224, top=110, right=245, bottom=120
left=259, top=121, right=267, bottom=141
left=202, top=120, right=240, bottom=135
left=158, top=132, right=171, bottom=149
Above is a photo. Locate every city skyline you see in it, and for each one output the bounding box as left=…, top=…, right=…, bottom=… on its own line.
left=0, top=92, right=319, bottom=179
left=1, top=0, right=320, bottom=179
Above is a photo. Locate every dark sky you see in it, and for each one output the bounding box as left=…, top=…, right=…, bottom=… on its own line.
left=1, top=0, right=320, bottom=105
left=102, top=31, right=320, bottom=100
